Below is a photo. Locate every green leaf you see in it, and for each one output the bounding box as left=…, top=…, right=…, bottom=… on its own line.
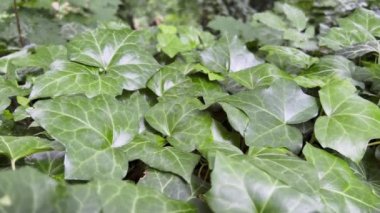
left=229, top=63, right=291, bottom=89
left=26, top=151, right=65, bottom=179
left=206, top=152, right=322, bottom=213
left=29, top=62, right=124, bottom=99
left=320, top=8, right=380, bottom=52
left=0, top=167, right=59, bottom=213
left=68, top=29, right=160, bottom=90
left=29, top=95, right=141, bottom=180
left=252, top=11, right=287, bottom=31
left=138, top=169, right=192, bottom=201
left=303, top=144, right=380, bottom=212
left=276, top=3, right=308, bottom=31
left=0, top=167, right=195, bottom=212
left=260, top=45, right=318, bottom=72
left=295, top=55, right=361, bottom=88
left=94, top=180, right=196, bottom=212
left=145, top=97, right=213, bottom=151
left=147, top=64, right=190, bottom=97
left=156, top=25, right=201, bottom=58
left=123, top=134, right=200, bottom=183
left=200, top=35, right=263, bottom=74
left=337, top=40, right=380, bottom=59
left=209, top=16, right=256, bottom=41
left=0, top=136, right=52, bottom=169
left=315, top=80, right=380, bottom=161
left=219, top=79, right=318, bottom=153
left=13, top=45, right=67, bottom=71
left=0, top=77, right=28, bottom=113
left=67, top=0, right=120, bottom=22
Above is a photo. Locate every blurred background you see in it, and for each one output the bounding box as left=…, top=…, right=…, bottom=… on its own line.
left=0, top=0, right=379, bottom=49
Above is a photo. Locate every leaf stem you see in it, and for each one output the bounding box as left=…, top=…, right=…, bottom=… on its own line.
left=13, top=0, right=24, bottom=47
left=368, top=141, right=380, bottom=147
left=11, top=160, right=16, bottom=171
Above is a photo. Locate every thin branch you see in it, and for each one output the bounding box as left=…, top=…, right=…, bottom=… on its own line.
left=368, top=141, right=380, bottom=147
left=13, top=0, right=24, bottom=47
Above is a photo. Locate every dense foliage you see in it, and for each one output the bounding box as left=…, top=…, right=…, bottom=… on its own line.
left=1, top=0, right=380, bottom=212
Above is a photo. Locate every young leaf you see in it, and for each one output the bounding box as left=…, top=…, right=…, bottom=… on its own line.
left=29, top=95, right=142, bottom=180
left=315, top=80, right=380, bottom=162
left=219, top=79, right=318, bottom=153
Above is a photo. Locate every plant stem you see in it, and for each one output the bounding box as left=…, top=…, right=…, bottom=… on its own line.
left=368, top=141, right=380, bottom=147
left=11, top=160, right=16, bottom=171
left=13, top=0, right=24, bottom=47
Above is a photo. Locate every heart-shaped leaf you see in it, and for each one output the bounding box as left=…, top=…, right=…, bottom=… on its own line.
left=219, top=79, right=318, bottom=153
left=68, top=29, right=160, bottom=90
left=29, top=95, right=142, bottom=180
left=315, top=80, right=380, bottom=161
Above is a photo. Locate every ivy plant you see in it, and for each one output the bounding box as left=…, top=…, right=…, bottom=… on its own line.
left=1, top=2, right=380, bottom=212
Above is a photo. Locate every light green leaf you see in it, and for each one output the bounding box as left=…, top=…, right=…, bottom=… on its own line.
left=200, top=35, right=263, bottom=74
left=145, top=97, right=213, bottom=152
left=252, top=11, right=287, bottom=31
left=123, top=134, right=200, bottom=183
left=29, top=62, right=124, bottom=99
left=303, top=144, right=380, bottom=212
left=229, top=63, right=291, bottom=89
left=320, top=8, right=380, bottom=52
left=315, top=80, right=380, bottom=161
left=295, top=55, right=361, bottom=88
left=68, top=29, right=160, bottom=90
left=208, top=16, right=254, bottom=41
left=219, top=79, right=318, bottom=153
left=338, top=7, right=380, bottom=37
left=260, top=45, right=318, bottom=72
left=0, top=136, right=52, bottom=169
left=29, top=95, right=141, bottom=180
left=276, top=3, right=308, bottom=31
